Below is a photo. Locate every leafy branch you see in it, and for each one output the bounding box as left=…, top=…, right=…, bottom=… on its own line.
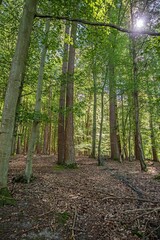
left=35, top=14, right=160, bottom=36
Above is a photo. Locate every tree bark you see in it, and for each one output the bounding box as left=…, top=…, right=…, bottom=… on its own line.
left=130, top=1, right=147, bottom=171
left=25, top=19, right=50, bottom=183
left=150, top=114, right=158, bottom=161
left=57, top=23, right=70, bottom=164
left=90, top=62, right=97, bottom=158
left=98, top=69, right=107, bottom=165
left=64, top=22, right=77, bottom=165
left=131, top=36, right=147, bottom=171
left=109, top=63, right=120, bottom=161
left=0, top=0, right=38, bottom=189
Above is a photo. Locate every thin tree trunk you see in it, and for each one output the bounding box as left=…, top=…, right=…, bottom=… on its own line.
left=43, top=124, right=50, bottom=154
left=109, top=63, right=120, bottom=161
left=64, top=22, right=77, bottom=165
left=0, top=0, right=38, bottom=189
left=25, top=20, right=50, bottom=183
left=57, top=23, right=70, bottom=164
left=121, top=93, right=128, bottom=160
left=150, top=114, right=158, bottom=161
left=90, top=63, right=97, bottom=158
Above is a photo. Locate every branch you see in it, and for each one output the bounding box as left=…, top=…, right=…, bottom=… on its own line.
left=125, top=207, right=160, bottom=213
left=102, top=196, right=160, bottom=204
left=35, top=14, right=160, bottom=36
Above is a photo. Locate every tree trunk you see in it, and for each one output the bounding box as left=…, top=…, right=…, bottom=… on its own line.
left=121, top=93, right=128, bottom=160
left=57, top=23, right=70, bottom=164
left=150, top=114, right=158, bottom=161
left=98, top=69, right=107, bottom=165
left=130, top=2, right=147, bottom=171
left=25, top=19, right=50, bottom=183
left=90, top=63, right=97, bottom=159
left=64, top=22, right=77, bottom=165
left=0, top=0, right=38, bottom=189
left=109, top=63, right=120, bottom=161
left=131, top=36, right=147, bottom=171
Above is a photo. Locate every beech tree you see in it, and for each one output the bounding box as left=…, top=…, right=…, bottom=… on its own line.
left=25, top=19, right=50, bottom=183
left=64, top=22, right=77, bottom=165
left=57, top=23, right=70, bottom=165
left=0, top=0, right=38, bottom=189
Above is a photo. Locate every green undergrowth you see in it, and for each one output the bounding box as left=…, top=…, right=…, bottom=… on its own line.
left=53, top=163, right=78, bottom=171
left=153, top=173, right=160, bottom=181
left=132, top=228, right=144, bottom=238
left=56, top=211, right=70, bottom=225
left=0, top=187, right=16, bottom=206
left=12, top=174, right=36, bottom=184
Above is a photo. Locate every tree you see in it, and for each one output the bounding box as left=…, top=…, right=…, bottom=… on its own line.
left=130, top=0, right=147, bottom=171
left=0, top=0, right=38, bottom=189
left=57, top=22, right=70, bottom=165
left=64, top=22, right=77, bottom=165
left=25, top=19, right=50, bottom=183
left=90, top=54, right=97, bottom=159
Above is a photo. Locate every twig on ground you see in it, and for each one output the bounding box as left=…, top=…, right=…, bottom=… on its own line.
left=71, top=207, right=77, bottom=240
left=102, top=196, right=160, bottom=204
left=38, top=208, right=55, bottom=217
left=124, top=207, right=160, bottom=213
left=143, top=225, right=160, bottom=239
left=127, top=210, right=159, bottom=223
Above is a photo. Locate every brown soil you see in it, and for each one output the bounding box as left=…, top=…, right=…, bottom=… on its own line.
left=0, top=155, right=160, bottom=240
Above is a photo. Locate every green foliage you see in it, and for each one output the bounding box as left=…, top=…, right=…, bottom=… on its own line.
left=153, top=174, right=160, bottom=181
left=56, top=211, right=70, bottom=225
left=0, top=188, right=16, bottom=206
left=132, top=228, right=144, bottom=238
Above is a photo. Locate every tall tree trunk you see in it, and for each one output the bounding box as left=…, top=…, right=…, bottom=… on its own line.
left=150, top=114, right=158, bottom=161
left=130, top=1, right=147, bottom=171
left=64, top=22, right=77, bottom=165
left=25, top=20, right=50, bottom=183
left=0, top=0, right=38, bottom=189
left=57, top=23, right=70, bottom=164
left=109, top=63, right=120, bottom=161
left=131, top=36, right=147, bottom=171
left=90, top=63, right=97, bottom=158
left=98, top=69, right=107, bottom=165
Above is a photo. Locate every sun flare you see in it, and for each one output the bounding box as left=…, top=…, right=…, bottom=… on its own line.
left=135, top=19, right=144, bottom=29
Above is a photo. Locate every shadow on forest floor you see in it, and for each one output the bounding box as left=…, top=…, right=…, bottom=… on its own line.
left=0, top=155, right=160, bottom=240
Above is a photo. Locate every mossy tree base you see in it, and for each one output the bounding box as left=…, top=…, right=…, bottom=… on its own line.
left=0, top=187, right=16, bottom=206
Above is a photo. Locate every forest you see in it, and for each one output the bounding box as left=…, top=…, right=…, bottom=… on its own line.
left=0, top=0, right=160, bottom=239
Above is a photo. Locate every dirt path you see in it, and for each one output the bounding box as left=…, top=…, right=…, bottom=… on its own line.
left=0, top=155, right=160, bottom=240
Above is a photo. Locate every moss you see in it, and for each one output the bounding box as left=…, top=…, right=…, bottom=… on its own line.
left=153, top=173, right=160, bottom=181
left=53, top=163, right=78, bottom=171
left=12, top=174, right=36, bottom=184
left=132, top=228, right=143, bottom=238
left=0, top=187, right=16, bottom=206
left=56, top=211, right=70, bottom=225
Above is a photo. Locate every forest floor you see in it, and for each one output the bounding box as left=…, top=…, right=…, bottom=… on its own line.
left=0, top=155, right=160, bottom=240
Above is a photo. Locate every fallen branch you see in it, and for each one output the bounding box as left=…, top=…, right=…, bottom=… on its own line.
left=124, top=207, right=160, bottom=213
left=144, top=225, right=160, bottom=239
left=127, top=209, right=160, bottom=223
left=102, top=196, right=160, bottom=204
left=35, top=14, right=160, bottom=36
left=71, top=207, right=77, bottom=240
